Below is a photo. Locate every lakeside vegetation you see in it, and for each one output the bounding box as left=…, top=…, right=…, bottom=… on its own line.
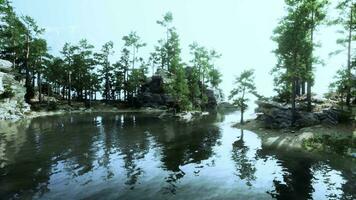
left=0, top=1, right=223, bottom=112
left=0, top=0, right=355, bottom=124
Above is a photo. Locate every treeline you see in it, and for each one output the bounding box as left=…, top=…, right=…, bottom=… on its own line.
left=0, top=1, right=222, bottom=111
left=271, top=0, right=355, bottom=123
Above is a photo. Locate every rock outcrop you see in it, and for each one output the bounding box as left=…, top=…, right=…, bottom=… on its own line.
left=137, top=73, right=217, bottom=109
left=255, top=100, right=349, bottom=129
left=137, top=75, right=175, bottom=108
left=0, top=59, right=30, bottom=120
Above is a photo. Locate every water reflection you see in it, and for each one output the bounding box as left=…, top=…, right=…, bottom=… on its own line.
left=0, top=112, right=354, bottom=199
left=232, top=129, right=257, bottom=186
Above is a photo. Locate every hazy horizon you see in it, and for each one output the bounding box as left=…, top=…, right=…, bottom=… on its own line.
left=12, top=0, right=348, bottom=99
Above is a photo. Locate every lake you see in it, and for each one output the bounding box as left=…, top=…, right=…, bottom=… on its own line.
left=0, top=111, right=354, bottom=200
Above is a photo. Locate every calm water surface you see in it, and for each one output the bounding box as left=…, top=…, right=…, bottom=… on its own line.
left=0, top=111, right=355, bottom=200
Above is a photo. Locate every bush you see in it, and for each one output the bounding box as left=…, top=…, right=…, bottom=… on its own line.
left=302, top=135, right=355, bottom=155
left=0, top=85, right=15, bottom=99
left=47, top=101, right=58, bottom=111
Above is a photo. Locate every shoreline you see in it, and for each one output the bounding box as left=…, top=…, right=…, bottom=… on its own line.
left=23, top=107, right=167, bottom=119
left=233, top=118, right=355, bottom=157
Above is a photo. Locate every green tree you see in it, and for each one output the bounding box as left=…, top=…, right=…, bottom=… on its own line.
left=122, top=32, right=146, bottom=70
left=29, top=38, right=48, bottom=103
left=115, top=48, right=130, bottom=101
left=328, top=68, right=351, bottom=107
left=0, top=0, right=26, bottom=72
left=331, top=0, right=355, bottom=106
left=95, top=41, right=114, bottom=101
left=229, top=69, right=257, bottom=124
left=61, top=42, right=77, bottom=105
left=189, top=42, right=222, bottom=108
left=157, top=14, right=190, bottom=110
left=302, top=0, right=329, bottom=111
left=272, top=0, right=315, bottom=124
left=21, top=15, right=45, bottom=103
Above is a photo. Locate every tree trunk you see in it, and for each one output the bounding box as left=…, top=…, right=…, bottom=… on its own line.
left=292, top=79, right=297, bottom=126
left=346, top=5, right=353, bottom=106
left=24, top=33, right=31, bottom=103
left=68, top=72, right=71, bottom=106
left=240, top=108, right=244, bottom=124
left=296, top=79, right=300, bottom=97
left=62, top=86, right=65, bottom=99
left=38, top=73, right=42, bottom=103
left=301, top=81, right=306, bottom=95
left=307, top=9, right=315, bottom=112
left=47, top=82, right=50, bottom=107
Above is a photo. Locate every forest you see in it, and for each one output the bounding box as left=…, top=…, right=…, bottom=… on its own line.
left=0, top=0, right=354, bottom=119
left=0, top=1, right=224, bottom=112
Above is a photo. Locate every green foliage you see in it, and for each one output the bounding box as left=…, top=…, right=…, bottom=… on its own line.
left=188, top=42, right=222, bottom=109
left=47, top=101, right=58, bottom=111
left=271, top=0, right=328, bottom=104
left=0, top=84, right=14, bottom=99
left=0, top=4, right=222, bottom=111
left=330, top=0, right=355, bottom=106
left=302, top=135, right=355, bottom=155
left=229, top=69, right=257, bottom=124
left=96, top=41, right=114, bottom=100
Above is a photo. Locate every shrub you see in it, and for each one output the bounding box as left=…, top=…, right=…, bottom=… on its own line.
left=0, top=85, right=15, bottom=99
left=47, top=101, right=58, bottom=111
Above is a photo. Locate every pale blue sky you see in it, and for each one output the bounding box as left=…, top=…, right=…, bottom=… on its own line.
left=12, top=0, right=347, bottom=98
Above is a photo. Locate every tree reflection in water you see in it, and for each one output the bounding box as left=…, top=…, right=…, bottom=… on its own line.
left=148, top=113, right=222, bottom=194
left=115, top=114, right=150, bottom=189
left=231, top=129, right=256, bottom=186
left=0, top=112, right=354, bottom=199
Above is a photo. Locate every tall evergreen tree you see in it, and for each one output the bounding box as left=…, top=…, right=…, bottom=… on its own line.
left=229, top=69, right=258, bottom=124
left=96, top=41, right=114, bottom=101
left=272, top=0, right=314, bottom=124
left=331, top=0, right=355, bottom=106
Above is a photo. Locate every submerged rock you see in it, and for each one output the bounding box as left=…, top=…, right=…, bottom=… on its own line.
left=175, top=111, right=210, bottom=122
left=0, top=59, right=30, bottom=120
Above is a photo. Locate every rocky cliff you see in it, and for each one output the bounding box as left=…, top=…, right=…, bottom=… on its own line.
left=0, top=59, right=30, bottom=120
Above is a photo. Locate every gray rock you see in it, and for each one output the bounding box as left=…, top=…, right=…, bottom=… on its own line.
left=0, top=60, right=30, bottom=121
left=137, top=72, right=217, bottom=109
left=255, top=100, right=345, bottom=129
left=0, top=59, right=12, bottom=72
left=205, top=89, right=217, bottom=109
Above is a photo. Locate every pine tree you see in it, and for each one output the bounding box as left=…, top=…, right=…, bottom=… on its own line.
left=95, top=41, right=114, bottom=101
left=229, top=69, right=258, bottom=124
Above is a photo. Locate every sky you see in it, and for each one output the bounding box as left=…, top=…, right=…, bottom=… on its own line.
left=12, top=0, right=348, bottom=99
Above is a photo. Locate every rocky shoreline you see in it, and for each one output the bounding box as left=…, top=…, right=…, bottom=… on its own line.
left=233, top=119, right=355, bottom=158
left=0, top=59, right=216, bottom=122
left=255, top=100, right=352, bottom=129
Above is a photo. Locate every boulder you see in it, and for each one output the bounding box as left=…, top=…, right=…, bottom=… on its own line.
left=0, top=73, right=3, bottom=94
left=205, top=89, right=217, bottom=109
left=0, top=59, right=30, bottom=120
left=0, top=59, right=12, bottom=72
left=0, top=59, right=12, bottom=94
left=137, top=75, right=176, bottom=108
